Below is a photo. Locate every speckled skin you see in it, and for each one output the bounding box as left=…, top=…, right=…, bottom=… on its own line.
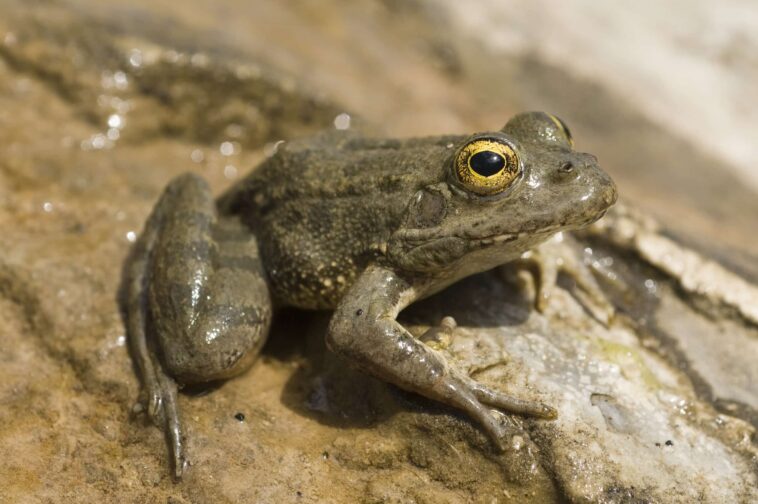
left=127, top=112, right=617, bottom=478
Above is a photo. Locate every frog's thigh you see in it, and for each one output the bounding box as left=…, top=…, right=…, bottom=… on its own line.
left=148, top=174, right=272, bottom=384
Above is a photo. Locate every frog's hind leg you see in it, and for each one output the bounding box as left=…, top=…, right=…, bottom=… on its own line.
left=126, top=188, right=186, bottom=478
left=127, top=173, right=272, bottom=479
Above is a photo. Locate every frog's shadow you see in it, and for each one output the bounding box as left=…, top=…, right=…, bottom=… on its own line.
left=276, top=270, right=533, bottom=431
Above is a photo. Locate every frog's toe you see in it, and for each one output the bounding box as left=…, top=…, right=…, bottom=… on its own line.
left=443, top=378, right=509, bottom=449
left=154, top=372, right=186, bottom=480
left=565, top=263, right=616, bottom=325
left=419, top=316, right=457, bottom=349
left=472, top=383, right=557, bottom=420
left=431, top=370, right=555, bottom=451
left=147, top=390, right=163, bottom=423
left=513, top=233, right=616, bottom=324
left=533, top=259, right=558, bottom=314
left=137, top=368, right=186, bottom=479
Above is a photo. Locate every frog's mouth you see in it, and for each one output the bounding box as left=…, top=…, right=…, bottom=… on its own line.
left=393, top=207, right=608, bottom=250
left=469, top=227, right=558, bottom=249
left=460, top=213, right=608, bottom=249
left=394, top=225, right=547, bottom=249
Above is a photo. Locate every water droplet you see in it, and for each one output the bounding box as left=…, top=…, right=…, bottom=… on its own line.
left=190, top=149, right=205, bottom=163
left=93, top=134, right=107, bottom=149
left=42, top=202, right=53, bottom=213
left=114, top=97, right=132, bottom=114
left=219, top=141, right=235, bottom=156
left=128, top=49, right=143, bottom=68
left=107, top=114, right=123, bottom=129
left=115, top=71, right=128, bottom=88
left=82, top=133, right=110, bottom=150
left=107, top=128, right=120, bottom=141
left=333, top=113, right=351, bottom=130
left=224, top=164, right=238, bottom=179
left=225, top=123, right=244, bottom=138
left=126, top=231, right=137, bottom=243
left=644, top=278, right=657, bottom=293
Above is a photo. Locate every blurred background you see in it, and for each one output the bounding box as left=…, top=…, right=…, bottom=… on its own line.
left=2, top=0, right=755, bottom=273
left=0, top=1, right=756, bottom=502
left=0, top=0, right=758, bottom=268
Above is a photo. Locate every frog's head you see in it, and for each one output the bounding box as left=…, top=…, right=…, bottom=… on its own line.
left=387, top=112, right=617, bottom=274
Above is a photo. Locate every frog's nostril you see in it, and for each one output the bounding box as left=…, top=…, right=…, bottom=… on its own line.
left=581, top=153, right=599, bottom=167
left=560, top=161, right=574, bottom=173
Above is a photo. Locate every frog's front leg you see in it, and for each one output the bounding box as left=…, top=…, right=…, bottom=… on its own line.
left=326, top=266, right=556, bottom=449
left=127, top=173, right=272, bottom=479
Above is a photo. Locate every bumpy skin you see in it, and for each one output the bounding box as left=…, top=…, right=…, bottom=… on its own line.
left=127, top=112, right=617, bottom=478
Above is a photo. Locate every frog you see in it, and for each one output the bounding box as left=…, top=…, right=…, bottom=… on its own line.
left=125, top=111, right=617, bottom=479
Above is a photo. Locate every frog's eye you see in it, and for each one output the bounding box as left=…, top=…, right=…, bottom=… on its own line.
left=454, top=138, right=521, bottom=196
left=547, top=114, right=574, bottom=148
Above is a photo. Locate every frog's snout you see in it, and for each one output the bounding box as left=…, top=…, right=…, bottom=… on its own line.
left=604, top=178, right=618, bottom=207
left=577, top=152, right=617, bottom=209
left=595, top=164, right=618, bottom=209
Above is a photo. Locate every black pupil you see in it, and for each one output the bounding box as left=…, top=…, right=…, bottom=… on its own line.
left=469, top=150, right=505, bottom=177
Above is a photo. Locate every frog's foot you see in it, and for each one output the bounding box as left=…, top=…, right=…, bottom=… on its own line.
left=416, top=319, right=555, bottom=445
left=434, top=370, right=557, bottom=449
left=134, top=359, right=187, bottom=480
left=509, top=232, right=615, bottom=325
left=127, top=310, right=189, bottom=480
left=419, top=316, right=457, bottom=350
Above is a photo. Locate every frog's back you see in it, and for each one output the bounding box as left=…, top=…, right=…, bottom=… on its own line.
left=218, top=134, right=459, bottom=310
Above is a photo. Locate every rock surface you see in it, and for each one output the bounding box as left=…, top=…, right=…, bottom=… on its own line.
left=0, top=1, right=756, bottom=503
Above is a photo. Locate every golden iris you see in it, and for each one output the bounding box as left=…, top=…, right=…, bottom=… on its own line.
left=454, top=139, right=520, bottom=195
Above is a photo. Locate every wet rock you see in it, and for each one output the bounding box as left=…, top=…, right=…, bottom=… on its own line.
left=0, top=1, right=756, bottom=503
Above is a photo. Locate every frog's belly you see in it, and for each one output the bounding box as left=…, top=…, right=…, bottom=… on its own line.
left=263, top=254, right=363, bottom=311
